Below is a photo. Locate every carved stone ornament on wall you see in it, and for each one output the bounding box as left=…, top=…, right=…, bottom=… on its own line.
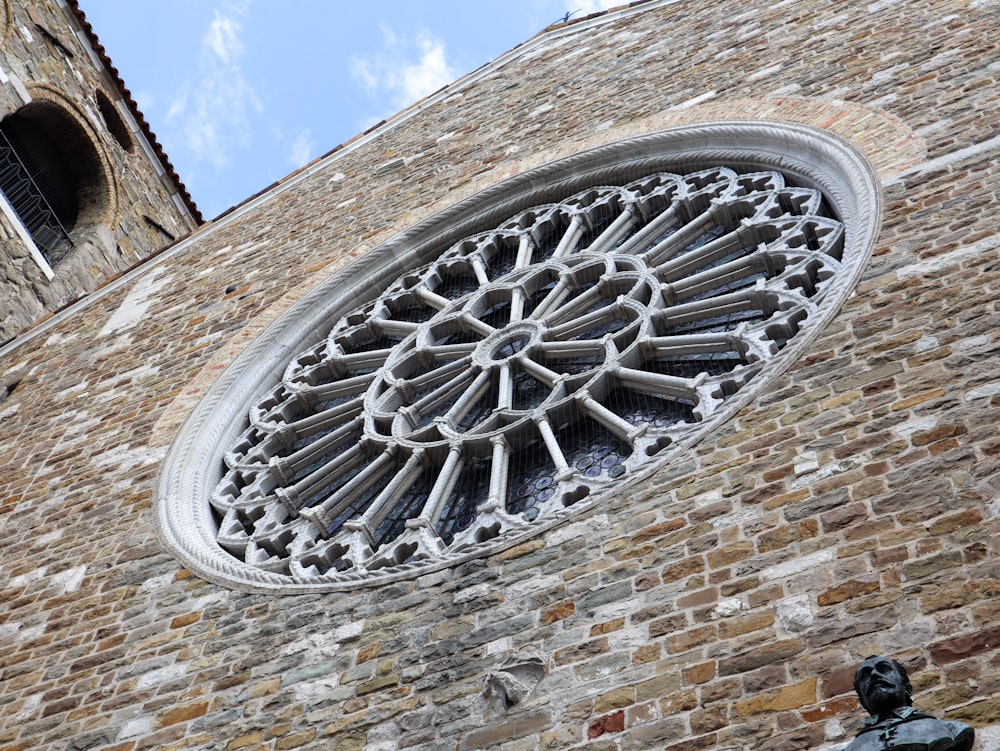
left=156, top=122, right=882, bottom=592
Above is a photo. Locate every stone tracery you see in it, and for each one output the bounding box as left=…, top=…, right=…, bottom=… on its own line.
left=210, top=166, right=845, bottom=584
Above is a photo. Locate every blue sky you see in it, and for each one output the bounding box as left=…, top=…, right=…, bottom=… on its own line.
left=82, top=1, right=619, bottom=219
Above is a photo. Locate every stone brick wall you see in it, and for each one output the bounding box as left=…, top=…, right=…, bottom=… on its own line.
left=1, top=1, right=999, bottom=750
left=0, top=1, right=199, bottom=342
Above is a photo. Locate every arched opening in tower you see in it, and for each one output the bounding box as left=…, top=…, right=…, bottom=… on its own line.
left=0, top=100, right=106, bottom=266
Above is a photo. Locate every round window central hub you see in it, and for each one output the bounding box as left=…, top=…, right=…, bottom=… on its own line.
left=491, top=333, right=530, bottom=360
left=475, top=320, right=542, bottom=367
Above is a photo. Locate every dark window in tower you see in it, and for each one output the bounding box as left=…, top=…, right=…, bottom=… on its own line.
left=96, top=90, right=134, bottom=152
left=0, top=102, right=106, bottom=266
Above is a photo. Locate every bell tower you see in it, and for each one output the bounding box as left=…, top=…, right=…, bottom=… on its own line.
left=0, top=0, right=201, bottom=343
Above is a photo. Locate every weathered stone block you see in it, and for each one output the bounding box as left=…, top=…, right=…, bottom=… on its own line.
left=587, top=710, right=625, bottom=739
left=459, top=710, right=552, bottom=749
left=733, top=678, right=817, bottom=717
left=159, top=701, right=209, bottom=727
left=817, top=578, right=880, bottom=607
left=929, top=626, right=1000, bottom=665
left=719, top=639, right=806, bottom=677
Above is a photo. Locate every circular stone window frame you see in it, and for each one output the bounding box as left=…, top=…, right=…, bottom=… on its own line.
left=156, top=121, right=882, bottom=593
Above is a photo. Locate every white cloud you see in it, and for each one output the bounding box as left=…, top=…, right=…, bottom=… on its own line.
left=167, top=0, right=262, bottom=171
left=204, top=10, right=243, bottom=64
left=132, top=88, right=156, bottom=114
left=350, top=26, right=458, bottom=116
left=287, top=129, right=315, bottom=169
left=569, top=0, right=620, bottom=15
left=166, top=92, right=187, bottom=121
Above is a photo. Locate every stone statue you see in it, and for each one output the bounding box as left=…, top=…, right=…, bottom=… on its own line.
left=844, top=656, right=974, bottom=751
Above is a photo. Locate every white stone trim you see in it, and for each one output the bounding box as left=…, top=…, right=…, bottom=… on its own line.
left=0, top=192, right=54, bottom=279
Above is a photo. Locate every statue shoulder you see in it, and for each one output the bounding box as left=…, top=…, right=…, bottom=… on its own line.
left=943, top=720, right=975, bottom=751
left=894, top=717, right=975, bottom=751
left=843, top=734, right=879, bottom=751
left=844, top=716, right=974, bottom=751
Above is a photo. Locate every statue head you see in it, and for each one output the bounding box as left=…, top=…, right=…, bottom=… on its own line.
left=854, top=656, right=913, bottom=717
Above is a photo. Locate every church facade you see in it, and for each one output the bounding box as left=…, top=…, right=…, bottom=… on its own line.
left=1, top=2, right=999, bottom=750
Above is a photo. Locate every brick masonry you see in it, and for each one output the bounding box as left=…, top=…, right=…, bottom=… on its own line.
left=2, top=1, right=1000, bottom=750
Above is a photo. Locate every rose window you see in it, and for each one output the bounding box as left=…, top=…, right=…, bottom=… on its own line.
left=157, top=124, right=880, bottom=592
left=210, top=166, right=844, bottom=582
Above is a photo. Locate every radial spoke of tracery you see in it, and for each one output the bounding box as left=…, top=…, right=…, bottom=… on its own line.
left=585, top=207, right=636, bottom=255
left=509, top=287, right=527, bottom=323
left=486, top=435, right=512, bottom=511
left=543, top=277, right=609, bottom=325
left=664, top=233, right=759, bottom=281
left=514, top=234, right=534, bottom=270
left=614, top=365, right=700, bottom=403
left=301, top=370, right=374, bottom=403
left=372, top=317, right=421, bottom=338
left=351, top=450, right=426, bottom=535
left=576, top=390, right=644, bottom=444
left=270, top=415, right=365, bottom=484
left=534, top=416, right=571, bottom=476
left=276, top=397, right=365, bottom=441
left=415, top=285, right=453, bottom=311
left=640, top=332, right=749, bottom=361
left=421, top=445, right=464, bottom=530
left=535, top=339, right=606, bottom=359
left=462, top=311, right=498, bottom=337
left=551, top=214, right=584, bottom=259
left=443, top=370, right=493, bottom=426
left=616, top=206, right=681, bottom=256
left=335, top=347, right=396, bottom=372
left=299, top=445, right=397, bottom=535
left=519, top=356, right=564, bottom=389
left=649, top=287, right=781, bottom=336
left=641, top=204, right=732, bottom=267
left=657, top=252, right=778, bottom=304
left=370, top=498, right=427, bottom=553
left=496, top=362, right=514, bottom=411
left=392, top=355, right=473, bottom=395
left=547, top=304, right=634, bottom=342
left=275, top=441, right=367, bottom=514
left=528, top=277, right=571, bottom=321
left=403, top=367, right=478, bottom=424
left=423, top=341, right=479, bottom=360
left=469, top=255, right=491, bottom=286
